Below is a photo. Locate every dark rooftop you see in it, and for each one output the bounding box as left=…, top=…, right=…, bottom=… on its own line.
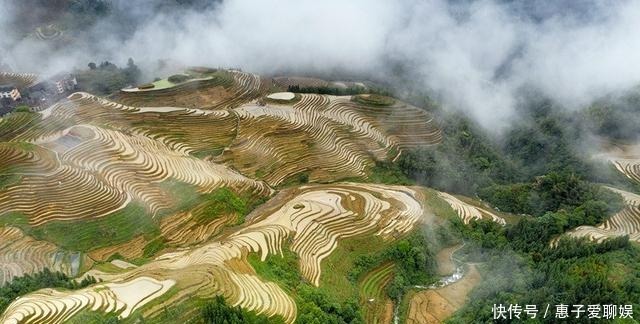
left=0, top=84, right=17, bottom=92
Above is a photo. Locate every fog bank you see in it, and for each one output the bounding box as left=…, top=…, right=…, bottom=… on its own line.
left=2, top=0, right=640, bottom=128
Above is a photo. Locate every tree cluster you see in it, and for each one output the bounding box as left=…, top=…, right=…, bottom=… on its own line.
left=480, top=172, right=623, bottom=217
left=287, top=85, right=390, bottom=97
left=202, top=295, right=274, bottom=324
left=450, top=219, right=639, bottom=323
left=0, top=268, right=97, bottom=314
left=78, top=58, right=141, bottom=95
left=348, top=231, right=437, bottom=301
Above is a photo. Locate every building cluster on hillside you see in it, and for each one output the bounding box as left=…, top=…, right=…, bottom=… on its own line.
left=27, top=74, right=78, bottom=110
left=0, top=85, right=22, bottom=115
left=0, top=74, right=78, bottom=116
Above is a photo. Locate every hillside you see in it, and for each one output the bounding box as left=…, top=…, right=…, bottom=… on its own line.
left=1, top=69, right=640, bottom=324
left=0, top=70, right=451, bottom=323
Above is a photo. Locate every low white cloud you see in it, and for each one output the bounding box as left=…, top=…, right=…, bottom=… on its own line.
left=2, top=0, right=640, bottom=129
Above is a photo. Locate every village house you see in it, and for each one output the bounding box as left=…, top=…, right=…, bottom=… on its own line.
left=53, top=74, right=78, bottom=94
left=0, top=72, right=79, bottom=114
left=0, top=84, right=21, bottom=101
left=22, top=74, right=78, bottom=111
left=0, top=84, right=22, bottom=116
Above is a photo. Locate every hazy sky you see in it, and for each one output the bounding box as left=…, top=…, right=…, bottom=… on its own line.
left=1, top=0, right=640, bottom=128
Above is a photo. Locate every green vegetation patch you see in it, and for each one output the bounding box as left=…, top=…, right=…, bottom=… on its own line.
left=320, top=235, right=389, bottom=302
left=67, top=310, right=123, bottom=324
left=358, top=263, right=395, bottom=324
left=350, top=231, right=437, bottom=301
left=30, top=202, right=157, bottom=252
left=287, top=84, right=391, bottom=97
left=247, top=244, right=365, bottom=323
left=195, top=188, right=248, bottom=224
left=167, top=74, right=193, bottom=84
left=143, top=238, right=167, bottom=258
left=157, top=180, right=206, bottom=216
left=77, top=60, right=140, bottom=96
left=0, top=180, right=211, bottom=253
left=14, top=105, right=31, bottom=113
left=91, top=262, right=127, bottom=274
left=352, top=94, right=396, bottom=106
left=365, top=161, right=412, bottom=185
left=246, top=229, right=437, bottom=323
left=247, top=246, right=302, bottom=292
left=144, top=294, right=279, bottom=324
left=0, top=174, right=22, bottom=191
left=277, top=171, right=310, bottom=189
left=190, top=147, right=224, bottom=159
left=201, top=295, right=280, bottom=324
left=0, top=211, right=29, bottom=228
left=133, top=285, right=281, bottom=324
left=2, top=181, right=174, bottom=251
left=359, top=263, right=395, bottom=302
left=450, top=227, right=640, bottom=323
left=479, top=172, right=624, bottom=217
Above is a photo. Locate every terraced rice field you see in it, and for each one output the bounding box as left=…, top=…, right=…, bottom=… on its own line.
left=406, top=265, right=481, bottom=324
left=0, top=124, right=269, bottom=225
left=88, top=236, right=147, bottom=261
left=558, top=187, right=640, bottom=244
left=0, top=69, right=445, bottom=323
left=437, top=192, right=506, bottom=225
left=612, top=159, right=640, bottom=184
left=159, top=202, right=238, bottom=247
left=34, top=25, right=63, bottom=41
left=243, top=183, right=425, bottom=286
left=3, top=74, right=440, bottom=188
left=0, top=183, right=426, bottom=323
left=574, top=142, right=640, bottom=243
left=0, top=226, right=88, bottom=285
left=31, top=92, right=239, bottom=156
left=597, top=141, right=640, bottom=184
left=1, top=277, right=174, bottom=324
left=560, top=142, right=640, bottom=244
left=0, top=72, right=39, bottom=89
left=359, top=263, right=395, bottom=324
left=219, top=94, right=441, bottom=185
left=114, top=70, right=262, bottom=109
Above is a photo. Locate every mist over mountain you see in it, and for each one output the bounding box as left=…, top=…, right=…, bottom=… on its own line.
left=2, top=0, right=640, bottom=128
left=3, top=2, right=640, bottom=323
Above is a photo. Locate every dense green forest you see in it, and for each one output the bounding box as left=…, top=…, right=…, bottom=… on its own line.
left=447, top=218, right=640, bottom=323
left=76, top=59, right=141, bottom=95
left=397, top=91, right=640, bottom=195
left=201, top=295, right=275, bottom=324
left=389, top=91, right=640, bottom=323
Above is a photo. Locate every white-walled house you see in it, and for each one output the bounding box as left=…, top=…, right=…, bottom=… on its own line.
left=0, top=85, right=21, bottom=101
left=53, top=74, right=78, bottom=94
